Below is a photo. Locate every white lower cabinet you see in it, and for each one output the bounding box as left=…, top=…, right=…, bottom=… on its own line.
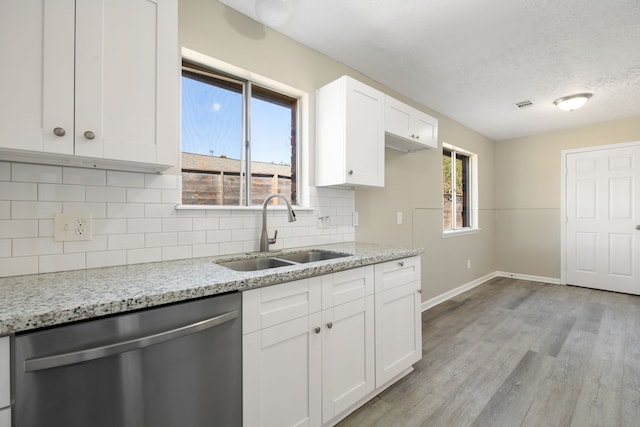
left=0, top=336, right=9, bottom=427
left=374, top=257, right=422, bottom=387
left=243, top=259, right=420, bottom=427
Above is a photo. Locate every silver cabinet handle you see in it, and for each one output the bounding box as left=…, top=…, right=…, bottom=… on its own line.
left=314, top=327, right=321, bottom=334
left=326, top=322, right=333, bottom=329
left=24, top=309, right=239, bottom=373
left=84, top=130, right=96, bottom=140
left=53, top=127, right=66, bottom=137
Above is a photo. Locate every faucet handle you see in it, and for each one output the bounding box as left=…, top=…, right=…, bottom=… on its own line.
left=268, top=229, right=278, bottom=245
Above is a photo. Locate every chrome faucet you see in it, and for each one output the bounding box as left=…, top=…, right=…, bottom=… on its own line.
left=260, top=194, right=296, bottom=252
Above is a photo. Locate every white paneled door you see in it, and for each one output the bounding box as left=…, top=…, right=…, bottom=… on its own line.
left=566, top=144, right=640, bottom=294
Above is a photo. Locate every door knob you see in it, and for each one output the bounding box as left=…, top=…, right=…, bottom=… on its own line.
left=84, top=130, right=96, bottom=140
left=53, top=127, right=66, bottom=137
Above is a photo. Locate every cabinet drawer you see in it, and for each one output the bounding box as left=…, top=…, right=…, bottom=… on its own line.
left=322, top=266, right=374, bottom=308
left=0, top=336, right=8, bottom=409
left=243, top=277, right=321, bottom=334
left=374, top=256, right=421, bottom=293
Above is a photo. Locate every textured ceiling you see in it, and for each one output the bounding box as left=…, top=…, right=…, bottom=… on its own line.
left=219, top=0, right=640, bottom=141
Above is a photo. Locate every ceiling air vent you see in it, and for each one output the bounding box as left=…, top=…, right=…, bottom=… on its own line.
left=515, top=100, right=533, bottom=109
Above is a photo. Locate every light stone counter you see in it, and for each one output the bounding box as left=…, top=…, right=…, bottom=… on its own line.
left=0, top=242, right=422, bottom=335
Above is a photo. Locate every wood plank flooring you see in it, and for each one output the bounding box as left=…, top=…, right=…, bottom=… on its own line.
left=337, top=277, right=640, bottom=427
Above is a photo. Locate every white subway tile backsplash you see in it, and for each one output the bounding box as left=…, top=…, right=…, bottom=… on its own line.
left=127, top=188, right=162, bottom=203
left=0, top=220, right=38, bottom=238
left=93, top=218, right=127, bottom=235
left=0, top=202, right=9, bottom=219
left=0, top=161, right=355, bottom=276
left=64, top=235, right=108, bottom=253
left=0, top=182, right=38, bottom=201
left=86, top=250, right=127, bottom=269
left=192, top=243, right=219, bottom=258
left=162, top=245, right=192, bottom=261
left=63, top=167, right=107, bottom=186
left=63, top=202, right=106, bottom=218
left=107, top=203, right=145, bottom=219
left=0, top=256, right=38, bottom=277
left=145, top=174, right=178, bottom=189
left=12, top=164, right=62, bottom=184
left=39, top=253, right=85, bottom=274
left=0, top=162, right=9, bottom=181
left=127, top=247, right=161, bottom=264
left=39, top=183, right=85, bottom=202
left=178, top=231, right=206, bottom=246
left=0, top=239, right=10, bottom=258
left=146, top=232, right=178, bottom=248
left=11, top=202, right=61, bottom=219
left=127, top=218, right=162, bottom=233
left=13, top=238, right=62, bottom=257
left=162, top=217, right=192, bottom=232
left=108, top=234, right=145, bottom=250
left=86, top=186, right=126, bottom=203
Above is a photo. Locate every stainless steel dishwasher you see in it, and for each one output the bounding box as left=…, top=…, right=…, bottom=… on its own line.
left=13, top=291, right=242, bottom=427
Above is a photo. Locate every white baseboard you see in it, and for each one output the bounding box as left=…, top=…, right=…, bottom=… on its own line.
left=421, top=272, right=497, bottom=312
left=495, top=271, right=562, bottom=285
left=420, top=271, right=563, bottom=312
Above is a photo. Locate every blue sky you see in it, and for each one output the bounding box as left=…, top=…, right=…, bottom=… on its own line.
left=181, top=76, right=292, bottom=165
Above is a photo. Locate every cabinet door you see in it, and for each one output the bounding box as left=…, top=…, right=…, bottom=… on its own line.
left=384, top=95, right=412, bottom=140
left=0, top=336, right=8, bottom=411
left=243, top=314, right=322, bottom=427
left=322, top=295, right=375, bottom=421
left=75, top=0, right=178, bottom=166
left=344, top=78, right=385, bottom=187
left=0, top=0, right=74, bottom=155
left=0, top=408, right=10, bottom=427
left=411, top=110, right=438, bottom=149
left=375, top=281, right=422, bottom=387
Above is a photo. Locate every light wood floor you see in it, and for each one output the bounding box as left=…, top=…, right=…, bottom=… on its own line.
left=338, top=276, right=640, bottom=427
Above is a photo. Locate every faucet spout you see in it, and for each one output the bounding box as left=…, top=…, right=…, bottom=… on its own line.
left=260, top=194, right=296, bottom=252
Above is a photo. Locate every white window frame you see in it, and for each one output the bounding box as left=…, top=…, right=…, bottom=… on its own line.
left=177, top=48, right=311, bottom=210
left=442, top=142, right=479, bottom=237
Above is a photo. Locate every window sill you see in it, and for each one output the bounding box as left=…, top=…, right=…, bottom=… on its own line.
left=442, top=227, right=481, bottom=238
left=175, top=204, right=315, bottom=212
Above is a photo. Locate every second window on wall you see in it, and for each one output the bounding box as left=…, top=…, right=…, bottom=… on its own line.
left=443, top=144, right=477, bottom=232
left=181, top=62, right=298, bottom=206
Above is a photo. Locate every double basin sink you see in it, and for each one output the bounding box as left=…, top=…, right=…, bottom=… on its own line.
left=217, top=250, right=350, bottom=272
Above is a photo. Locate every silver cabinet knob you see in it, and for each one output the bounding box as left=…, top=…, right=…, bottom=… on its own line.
left=348, top=170, right=354, bottom=176
left=314, top=327, right=321, bottom=334
left=84, top=130, right=96, bottom=140
left=53, top=127, right=66, bottom=137
left=636, top=225, right=640, bottom=231
left=417, top=289, right=422, bottom=294
left=399, top=261, right=405, bottom=267
left=326, top=322, right=333, bottom=329
left=415, top=135, right=420, bottom=139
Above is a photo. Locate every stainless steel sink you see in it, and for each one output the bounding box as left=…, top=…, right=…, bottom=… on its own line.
left=276, top=250, right=350, bottom=264
left=216, top=250, right=351, bottom=271
left=217, top=257, right=294, bottom=272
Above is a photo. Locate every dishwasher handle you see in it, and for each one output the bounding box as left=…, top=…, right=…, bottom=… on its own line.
left=24, top=309, right=239, bottom=373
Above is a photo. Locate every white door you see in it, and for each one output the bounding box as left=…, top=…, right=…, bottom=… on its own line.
left=566, top=144, right=640, bottom=294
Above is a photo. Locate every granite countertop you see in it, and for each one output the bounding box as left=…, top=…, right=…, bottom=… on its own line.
left=0, top=242, right=422, bottom=335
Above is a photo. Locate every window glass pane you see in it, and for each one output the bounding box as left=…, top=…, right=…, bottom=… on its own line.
left=442, top=150, right=453, bottom=231
left=250, top=87, right=296, bottom=206
left=181, top=70, right=243, bottom=205
left=455, top=153, right=469, bottom=228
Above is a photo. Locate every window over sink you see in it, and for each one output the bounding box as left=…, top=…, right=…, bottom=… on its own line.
left=181, top=60, right=300, bottom=207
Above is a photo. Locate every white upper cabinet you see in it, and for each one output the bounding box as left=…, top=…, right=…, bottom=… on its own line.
left=384, top=95, right=438, bottom=152
left=316, top=76, right=385, bottom=187
left=0, top=0, right=179, bottom=172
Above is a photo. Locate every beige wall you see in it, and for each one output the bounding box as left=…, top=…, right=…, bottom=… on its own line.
left=180, top=0, right=498, bottom=302
left=495, top=116, right=640, bottom=279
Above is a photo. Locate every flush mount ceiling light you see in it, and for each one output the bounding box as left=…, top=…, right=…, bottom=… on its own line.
left=553, top=93, right=593, bottom=111
left=255, top=0, right=293, bottom=27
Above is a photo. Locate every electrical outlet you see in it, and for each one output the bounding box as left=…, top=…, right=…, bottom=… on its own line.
left=397, top=211, right=403, bottom=225
left=318, top=215, right=331, bottom=229
left=54, top=213, right=93, bottom=242
left=352, top=212, right=359, bottom=227
left=467, top=259, right=471, bottom=269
